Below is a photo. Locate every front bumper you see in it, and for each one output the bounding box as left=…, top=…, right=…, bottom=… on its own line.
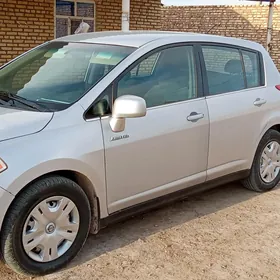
left=0, top=187, right=14, bottom=231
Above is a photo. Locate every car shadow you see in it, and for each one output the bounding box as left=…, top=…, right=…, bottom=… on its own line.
left=0, top=182, right=264, bottom=279
left=69, top=182, right=261, bottom=269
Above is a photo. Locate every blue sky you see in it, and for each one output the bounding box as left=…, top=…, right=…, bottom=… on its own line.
left=162, top=0, right=274, bottom=5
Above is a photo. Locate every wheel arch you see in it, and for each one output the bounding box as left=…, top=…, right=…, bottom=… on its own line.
left=268, top=124, right=280, bottom=134
left=259, top=123, right=280, bottom=144
left=250, top=121, right=280, bottom=170
left=4, top=170, right=101, bottom=234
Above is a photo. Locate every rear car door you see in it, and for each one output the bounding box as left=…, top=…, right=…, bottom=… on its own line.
left=101, top=45, right=210, bottom=213
left=200, top=44, right=267, bottom=180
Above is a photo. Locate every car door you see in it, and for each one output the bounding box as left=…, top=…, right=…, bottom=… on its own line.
left=100, top=45, right=210, bottom=213
left=201, top=44, right=268, bottom=180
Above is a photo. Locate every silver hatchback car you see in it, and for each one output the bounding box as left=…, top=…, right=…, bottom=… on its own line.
left=0, top=31, right=280, bottom=276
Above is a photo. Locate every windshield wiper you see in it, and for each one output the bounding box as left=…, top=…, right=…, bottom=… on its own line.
left=0, top=97, right=10, bottom=106
left=0, top=91, right=51, bottom=112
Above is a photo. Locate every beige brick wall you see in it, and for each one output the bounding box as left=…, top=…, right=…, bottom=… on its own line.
left=0, top=0, right=161, bottom=65
left=162, top=4, right=280, bottom=69
left=0, top=0, right=54, bottom=66
left=130, top=0, right=161, bottom=30
left=95, top=0, right=161, bottom=31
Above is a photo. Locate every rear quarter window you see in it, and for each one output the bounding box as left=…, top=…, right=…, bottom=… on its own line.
left=241, top=50, right=261, bottom=88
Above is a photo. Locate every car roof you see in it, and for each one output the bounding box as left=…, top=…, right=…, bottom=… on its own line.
left=54, top=31, right=185, bottom=47
left=54, top=31, right=263, bottom=51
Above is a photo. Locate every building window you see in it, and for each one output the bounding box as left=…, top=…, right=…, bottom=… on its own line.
left=55, top=0, right=95, bottom=38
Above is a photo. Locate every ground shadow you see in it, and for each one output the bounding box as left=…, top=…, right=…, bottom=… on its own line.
left=69, top=182, right=262, bottom=269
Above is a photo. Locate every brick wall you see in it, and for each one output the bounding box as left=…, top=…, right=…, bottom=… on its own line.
left=0, top=0, right=161, bottom=65
left=162, top=4, right=280, bottom=69
left=0, top=0, right=54, bottom=66
left=95, top=0, right=161, bottom=31
left=130, top=0, right=161, bottom=30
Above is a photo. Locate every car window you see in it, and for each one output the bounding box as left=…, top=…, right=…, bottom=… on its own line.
left=86, top=84, right=112, bottom=119
left=242, top=50, right=261, bottom=88
left=202, top=45, right=245, bottom=95
left=117, top=46, right=197, bottom=108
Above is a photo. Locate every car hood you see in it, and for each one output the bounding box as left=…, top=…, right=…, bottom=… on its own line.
left=0, top=107, right=53, bottom=142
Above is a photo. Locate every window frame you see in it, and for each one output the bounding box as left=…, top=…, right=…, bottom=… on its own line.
left=113, top=43, right=204, bottom=108
left=54, top=0, right=96, bottom=38
left=198, top=42, right=265, bottom=97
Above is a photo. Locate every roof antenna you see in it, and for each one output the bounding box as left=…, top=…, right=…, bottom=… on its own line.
left=206, top=23, right=221, bottom=34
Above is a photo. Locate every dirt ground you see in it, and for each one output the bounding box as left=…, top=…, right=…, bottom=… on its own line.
left=2, top=182, right=280, bottom=280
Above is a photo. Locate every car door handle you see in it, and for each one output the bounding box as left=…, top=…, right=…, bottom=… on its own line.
left=254, top=98, right=267, bottom=107
left=187, top=112, right=204, bottom=122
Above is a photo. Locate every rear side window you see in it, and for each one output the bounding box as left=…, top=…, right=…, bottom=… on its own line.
left=241, top=50, right=261, bottom=88
left=202, top=46, right=245, bottom=95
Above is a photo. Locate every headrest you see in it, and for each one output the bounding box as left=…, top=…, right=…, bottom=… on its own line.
left=224, top=59, right=243, bottom=74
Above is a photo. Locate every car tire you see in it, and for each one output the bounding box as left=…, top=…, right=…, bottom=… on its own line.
left=243, top=129, right=280, bottom=192
left=0, top=176, right=91, bottom=277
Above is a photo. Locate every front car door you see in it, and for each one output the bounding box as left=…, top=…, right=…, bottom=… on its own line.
left=101, top=45, right=210, bottom=213
left=200, top=44, right=269, bottom=180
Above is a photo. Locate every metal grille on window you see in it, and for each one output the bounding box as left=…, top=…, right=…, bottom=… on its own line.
left=55, top=0, right=95, bottom=38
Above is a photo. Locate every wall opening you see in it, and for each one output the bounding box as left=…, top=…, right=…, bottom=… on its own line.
left=55, top=0, right=95, bottom=38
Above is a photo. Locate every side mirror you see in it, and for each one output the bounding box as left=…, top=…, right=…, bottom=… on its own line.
left=110, top=95, right=147, bottom=132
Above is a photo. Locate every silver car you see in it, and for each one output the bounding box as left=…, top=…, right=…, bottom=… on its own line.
left=0, top=31, right=280, bottom=276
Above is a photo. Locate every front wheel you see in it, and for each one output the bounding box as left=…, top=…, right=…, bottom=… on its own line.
left=243, top=129, right=280, bottom=192
left=1, top=176, right=91, bottom=276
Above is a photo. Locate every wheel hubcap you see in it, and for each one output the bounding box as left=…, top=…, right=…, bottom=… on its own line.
left=22, top=196, right=80, bottom=263
left=260, top=141, right=280, bottom=183
left=46, top=222, right=56, bottom=234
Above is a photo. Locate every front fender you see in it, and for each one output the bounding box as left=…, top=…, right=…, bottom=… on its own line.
left=0, top=118, right=108, bottom=219
left=1, top=158, right=108, bottom=219
left=0, top=187, right=14, bottom=230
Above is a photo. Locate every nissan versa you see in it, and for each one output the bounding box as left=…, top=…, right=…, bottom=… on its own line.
left=0, top=31, right=280, bottom=276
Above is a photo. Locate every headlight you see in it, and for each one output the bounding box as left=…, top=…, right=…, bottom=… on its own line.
left=0, top=158, right=7, bottom=173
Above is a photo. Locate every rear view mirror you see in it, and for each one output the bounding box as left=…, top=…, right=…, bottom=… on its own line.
left=110, top=95, right=146, bottom=132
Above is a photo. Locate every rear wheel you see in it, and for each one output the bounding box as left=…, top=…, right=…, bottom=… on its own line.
left=1, top=176, right=91, bottom=276
left=243, top=129, right=280, bottom=192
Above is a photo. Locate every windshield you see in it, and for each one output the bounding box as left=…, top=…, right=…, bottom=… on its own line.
left=0, top=42, right=135, bottom=111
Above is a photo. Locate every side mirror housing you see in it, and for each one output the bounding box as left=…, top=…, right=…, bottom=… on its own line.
left=110, top=95, right=147, bottom=132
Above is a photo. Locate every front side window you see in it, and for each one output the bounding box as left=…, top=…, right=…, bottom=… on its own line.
left=117, top=46, right=197, bottom=108
left=0, top=42, right=134, bottom=111
left=202, top=45, right=245, bottom=95
left=242, top=50, right=261, bottom=88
